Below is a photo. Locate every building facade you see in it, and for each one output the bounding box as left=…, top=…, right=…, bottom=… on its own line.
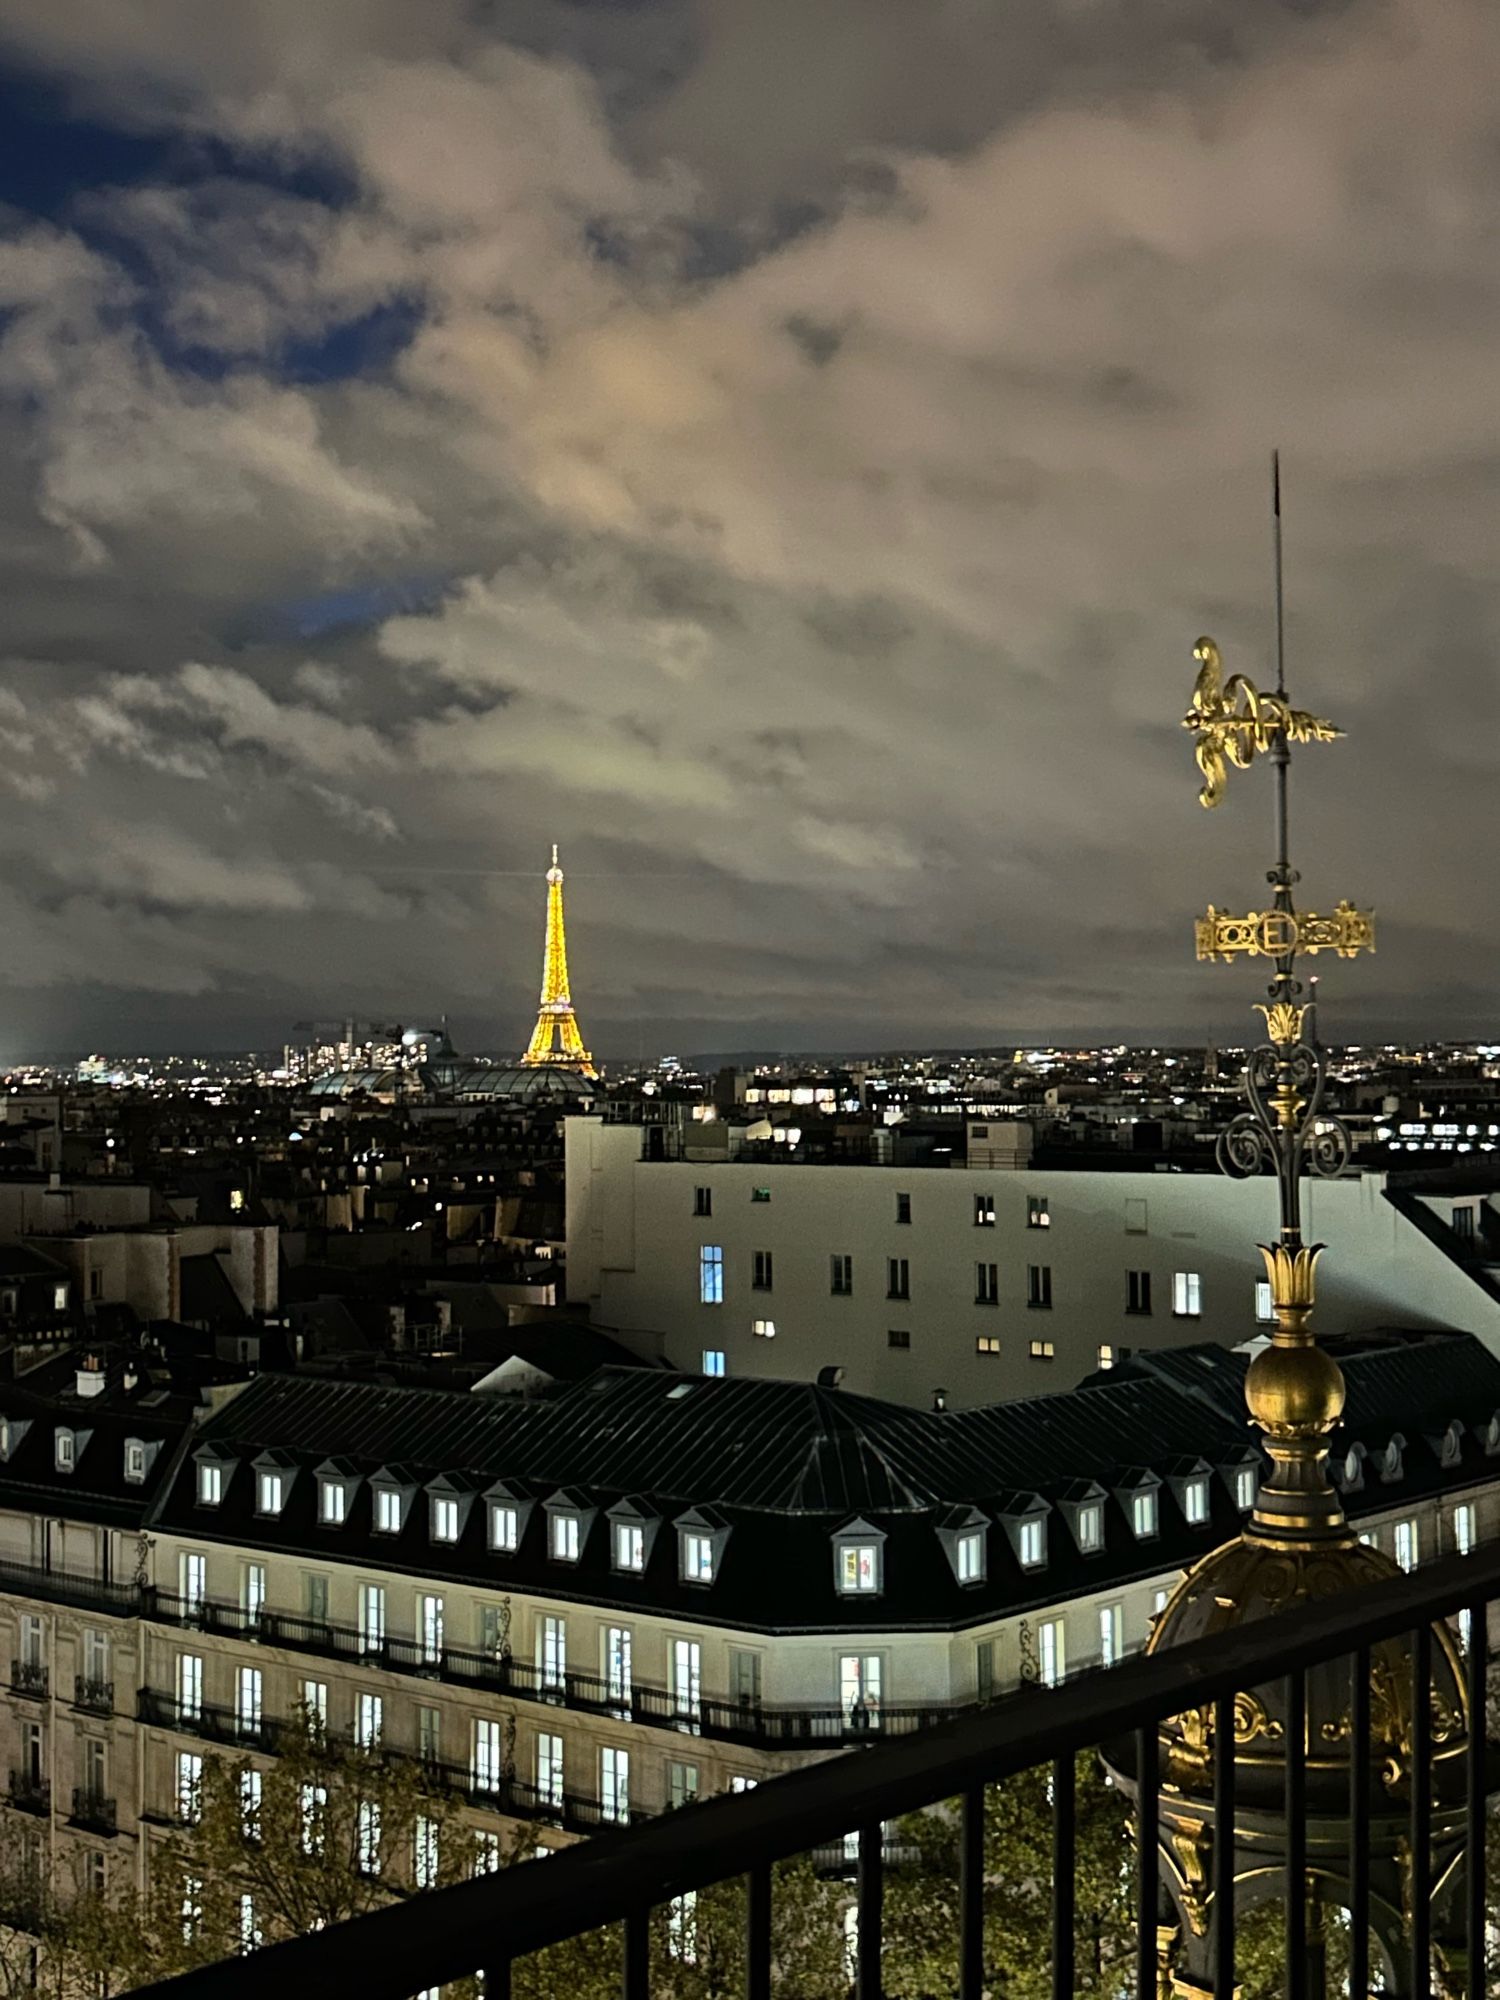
left=566, top=1118, right=1500, bottom=1403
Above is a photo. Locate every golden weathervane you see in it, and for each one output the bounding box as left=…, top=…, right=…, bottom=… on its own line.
left=1183, top=636, right=1342, bottom=810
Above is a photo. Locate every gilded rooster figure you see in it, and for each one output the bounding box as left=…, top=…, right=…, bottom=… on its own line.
left=1183, top=637, right=1342, bottom=808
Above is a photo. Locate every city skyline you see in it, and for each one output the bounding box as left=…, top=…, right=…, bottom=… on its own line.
left=3, top=4, right=1500, bottom=1052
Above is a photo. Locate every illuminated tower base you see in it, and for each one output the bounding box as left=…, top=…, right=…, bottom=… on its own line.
left=521, top=847, right=596, bottom=1077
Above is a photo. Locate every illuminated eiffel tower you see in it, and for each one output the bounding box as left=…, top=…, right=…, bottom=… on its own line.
left=520, top=846, right=596, bottom=1076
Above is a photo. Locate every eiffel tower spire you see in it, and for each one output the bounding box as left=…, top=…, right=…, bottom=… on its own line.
left=520, top=845, right=596, bottom=1076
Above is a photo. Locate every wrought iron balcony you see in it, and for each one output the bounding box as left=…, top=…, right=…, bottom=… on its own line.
left=0, top=1555, right=143, bottom=1619
left=73, top=1674, right=114, bottom=1716
left=6, top=1772, right=50, bottom=1817
left=121, top=1538, right=1500, bottom=2000
left=69, top=1788, right=117, bottom=1835
left=9, top=1659, right=48, bottom=1699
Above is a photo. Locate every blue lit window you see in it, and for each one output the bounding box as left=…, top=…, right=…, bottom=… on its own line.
left=699, top=1246, right=724, bottom=1305
left=701, top=1350, right=726, bottom=1378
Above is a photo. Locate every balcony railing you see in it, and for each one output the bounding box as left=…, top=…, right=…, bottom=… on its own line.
left=122, top=1538, right=1500, bottom=2000
left=146, top=1591, right=972, bottom=1747
left=69, top=1788, right=117, bottom=1835
left=6, top=1772, right=50, bottom=1817
left=73, top=1675, right=114, bottom=1716
left=9, top=1659, right=48, bottom=1699
left=0, top=1555, right=142, bottom=1619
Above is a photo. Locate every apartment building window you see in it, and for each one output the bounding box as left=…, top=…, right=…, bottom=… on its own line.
left=1027, top=1265, right=1052, bottom=1309
left=600, top=1747, right=630, bottom=1825
left=1152, top=1587, right=1170, bottom=1617
left=1173, top=1271, right=1202, bottom=1318
left=479, top=1605, right=508, bottom=1658
left=238, top=1767, right=261, bottom=1839
left=698, top=1246, right=724, bottom=1305
left=672, top=1639, right=702, bottom=1721
left=237, top=1893, right=261, bottom=1952
left=55, top=1429, right=75, bottom=1472
left=180, top=1876, right=204, bottom=1943
left=300, top=1680, right=328, bottom=1734
left=176, top=1751, right=203, bottom=1825
left=83, top=1737, right=106, bottom=1806
left=82, top=1627, right=108, bottom=1689
left=356, top=1801, right=381, bottom=1876
left=235, top=1667, right=262, bottom=1740
left=178, top=1552, right=206, bottom=1614
left=751, top=1187, right=771, bottom=1203
left=613, top=1522, right=645, bottom=1573
left=300, top=1784, right=328, bottom=1856
left=358, top=1583, right=386, bottom=1655
left=837, top=1542, right=880, bottom=1594
left=693, top=1187, right=712, bottom=1217
left=18, top=1613, right=42, bottom=1670
left=1453, top=1205, right=1477, bottom=1239
left=1028, top=1196, right=1050, bottom=1229
left=839, top=1654, right=882, bottom=1726
left=895, top=1192, right=911, bottom=1225
left=975, top=1262, right=999, bottom=1306
left=537, top=1732, right=564, bottom=1810
left=1132, top=1491, right=1159, bottom=1539
left=1037, top=1618, right=1065, bottom=1689
left=1183, top=1478, right=1210, bottom=1526
left=319, top=1477, right=348, bottom=1525
left=976, top=1335, right=1000, bottom=1355
left=472, top=1719, right=502, bottom=1797
left=488, top=1501, right=519, bottom=1552
left=887, top=1258, right=910, bottom=1301
left=1455, top=1502, right=1477, bottom=1555
left=752, top=1251, right=774, bottom=1291
left=304, top=1572, right=329, bottom=1627
left=701, top=1349, right=726, bottom=1378
left=956, top=1530, right=984, bottom=1583
left=681, top=1532, right=715, bottom=1583
left=1097, top=1344, right=1117, bottom=1370
left=1255, top=1279, right=1276, bottom=1324
left=1236, top=1466, right=1258, bottom=1512
left=751, top=1319, right=776, bottom=1339
left=241, top=1562, right=266, bottom=1628
left=605, top=1627, right=633, bottom=1706
left=374, top=1489, right=402, bottom=1535
left=418, top=1706, right=441, bottom=1767
left=257, top=1469, right=284, bottom=1516
left=730, top=1650, right=762, bottom=1709
left=1018, top=1518, right=1046, bottom=1569
left=1394, top=1519, right=1418, bottom=1573
left=176, top=1653, right=203, bottom=1724
left=974, top=1194, right=996, bottom=1228
left=355, top=1692, right=383, bottom=1749
left=539, top=1616, right=567, bottom=1693
left=125, top=1439, right=147, bottom=1484
left=196, top=1462, right=223, bottom=1507
left=976, top=1639, right=995, bottom=1704
left=668, top=1761, right=699, bottom=1810
left=888, top=1328, right=911, bottom=1350
left=1029, top=1339, right=1055, bottom=1361
left=550, top=1512, right=581, bottom=1562
left=419, top=1593, right=444, bottom=1666
left=1127, top=1270, right=1152, bottom=1315
left=1099, top=1604, right=1123, bottom=1669
left=414, top=1815, right=440, bottom=1891
left=830, top=1254, right=854, bottom=1296
left=473, top=1831, right=502, bottom=1875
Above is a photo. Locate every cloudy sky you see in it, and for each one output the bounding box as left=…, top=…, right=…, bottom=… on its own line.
left=1, top=0, right=1497, bottom=1059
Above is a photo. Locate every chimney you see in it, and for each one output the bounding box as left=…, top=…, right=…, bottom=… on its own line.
left=75, top=1354, right=106, bottom=1399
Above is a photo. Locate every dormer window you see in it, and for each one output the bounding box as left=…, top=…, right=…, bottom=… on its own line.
left=257, top=1471, right=284, bottom=1516
left=197, top=1463, right=223, bottom=1507
left=837, top=1543, right=880, bottom=1594
left=956, top=1530, right=984, bottom=1582
left=374, top=1490, right=401, bottom=1535
left=0, top=1419, right=28, bottom=1465
left=1182, top=1478, right=1209, bottom=1526
left=55, top=1430, right=75, bottom=1473
left=675, top=1506, right=730, bottom=1585
left=431, top=1496, right=460, bottom=1544
left=543, top=1489, right=593, bottom=1564
left=614, top=1524, right=645, bottom=1572
left=126, top=1440, right=147, bottom=1485
left=1235, top=1466, right=1257, bottom=1512
left=1018, top=1518, right=1045, bottom=1569
left=1077, top=1504, right=1103, bottom=1553
left=682, top=1532, right=715, bottom=1583
left=1131, top=1491, right=1158, bottom=1539
left=319, top=1479, right=347, bottom=1526
left=488, top=1502, right=518, bottom=1552
left=1379, top=1435, right=1406, bottom=1484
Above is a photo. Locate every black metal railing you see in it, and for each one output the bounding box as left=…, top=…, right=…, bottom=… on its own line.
left=9, top=1658, right=48, bottom=1698
left=122, top=1538, right=1500, bottom=2000
left=146, top=1590, right=972, bottom=1747
left=69, top=1788, right=117, bottom=1835
left=0, top=1556, right=140, bottom=1619
left=73, top=1674, right=114, bottom=1715
left=6, top=1772, right=50, bottom=1817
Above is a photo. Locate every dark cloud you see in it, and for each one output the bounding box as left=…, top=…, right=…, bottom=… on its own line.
left=0, top=0, right=1498, bottom=1058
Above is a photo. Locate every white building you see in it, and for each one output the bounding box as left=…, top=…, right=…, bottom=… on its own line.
left=566, top=1117, right=1500, bottom=1405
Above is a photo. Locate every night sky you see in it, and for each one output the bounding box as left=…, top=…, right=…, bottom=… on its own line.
left=1, top=1, right=1498, bottom=1058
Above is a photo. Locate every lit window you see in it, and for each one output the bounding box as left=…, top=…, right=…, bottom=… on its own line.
left=176, top=1752, right=203, bottom=1825
left=55, top=1430, right=75, bottom=1472
left=1017, top=1517, right=1045, bottom=1568
left=1455, top=1503, right=1476, bottom=1555
left=1173, top=1271, right=1202, bottom=1318
left=752, top=1251, right=774, bottom=1290
left=956, top=1531, right=984, bottom=1582
left=976, top=1335, right=1000, bottom=1355
left=1029, top=1339, right=1055, bottom=1360
left=613, top=1523, right=645, bottom=1572
left=235, top=1666, right=263, bottom=1738
left=600, top=1746, right=630, bottom=1825
left=701, top=1349, right=726, bottom=1377
left=239, top=1769, right=262, bottom=1839
left=257, top=1471, right=284, bottom=1516
left=197, top=1462, right=223, bottom=1507
left=1183, top=1479, right=1209, bottom=1525
left=1027, top=1265, right=1052, bottom=1309
left=1037, top=1618, right=1065, bottom=1688
left=488, top=1502, right=519, bottom=1552
left=681, top=1533, right=715, bottom=1583
left=974, top=1194, right=996, bottom=1227
left=698, top=1246, right=724, bottom=1304
left=830, top=1254, right=853, bottom=1296
left=179, top=1552, right=206, bottom=1613
left=1097, top=1344, right=1117, bottom=1370
left=414, top=1815, right=440, bottom=1891
left=1077, top=1504, right=1103, bottom=1553
left=355, top=1692, right=383, bottom=1748
left=358, top=1584, right=386, bottom=1654
left=357, top=1800, right=381, bottom=1875
left=1027, top=1196, right=1050, bottom=1229
left=1394, top=1519, right=1417, bottom=1573
left=751, top=1319, right=776, bottom=1338
left=551, top=1514, right=580, bottom=1562
left=1132, top=1491, right=1158, bottom=1538
left=125, top=1440, right=147, bottom=1484
left=975, top=1262, right=999, bottom=1306
left=374, top=1489, right=402, bottom=1535
left=175, top=1652, right=203, bottom=1722
left=1127, top=1270, right=1152, bottom=1314
left=838, top=1544, right=880, bottom=1594
left=431, top=1496, right=459, bottom=1544
left=536, top=1732, right=564, bottom=1809
left=52, top=1282, right=67, bottom=1311
left=1152, top=1588, right=1170, bottom=1616
left=751, top=1187, right=771, bottom=1204
left=1099, top=1604, right=1122, bottom=1667
left=538, top=1616, right=566, bottom=1691
left=1236, top=1466, right=1257, bottom=1512
left=605, top=1625, right=632, bottom=1704
left=319, top=1480, right=347, bottom=1526
left=1254, top=1279, right=1275, bottom=1324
